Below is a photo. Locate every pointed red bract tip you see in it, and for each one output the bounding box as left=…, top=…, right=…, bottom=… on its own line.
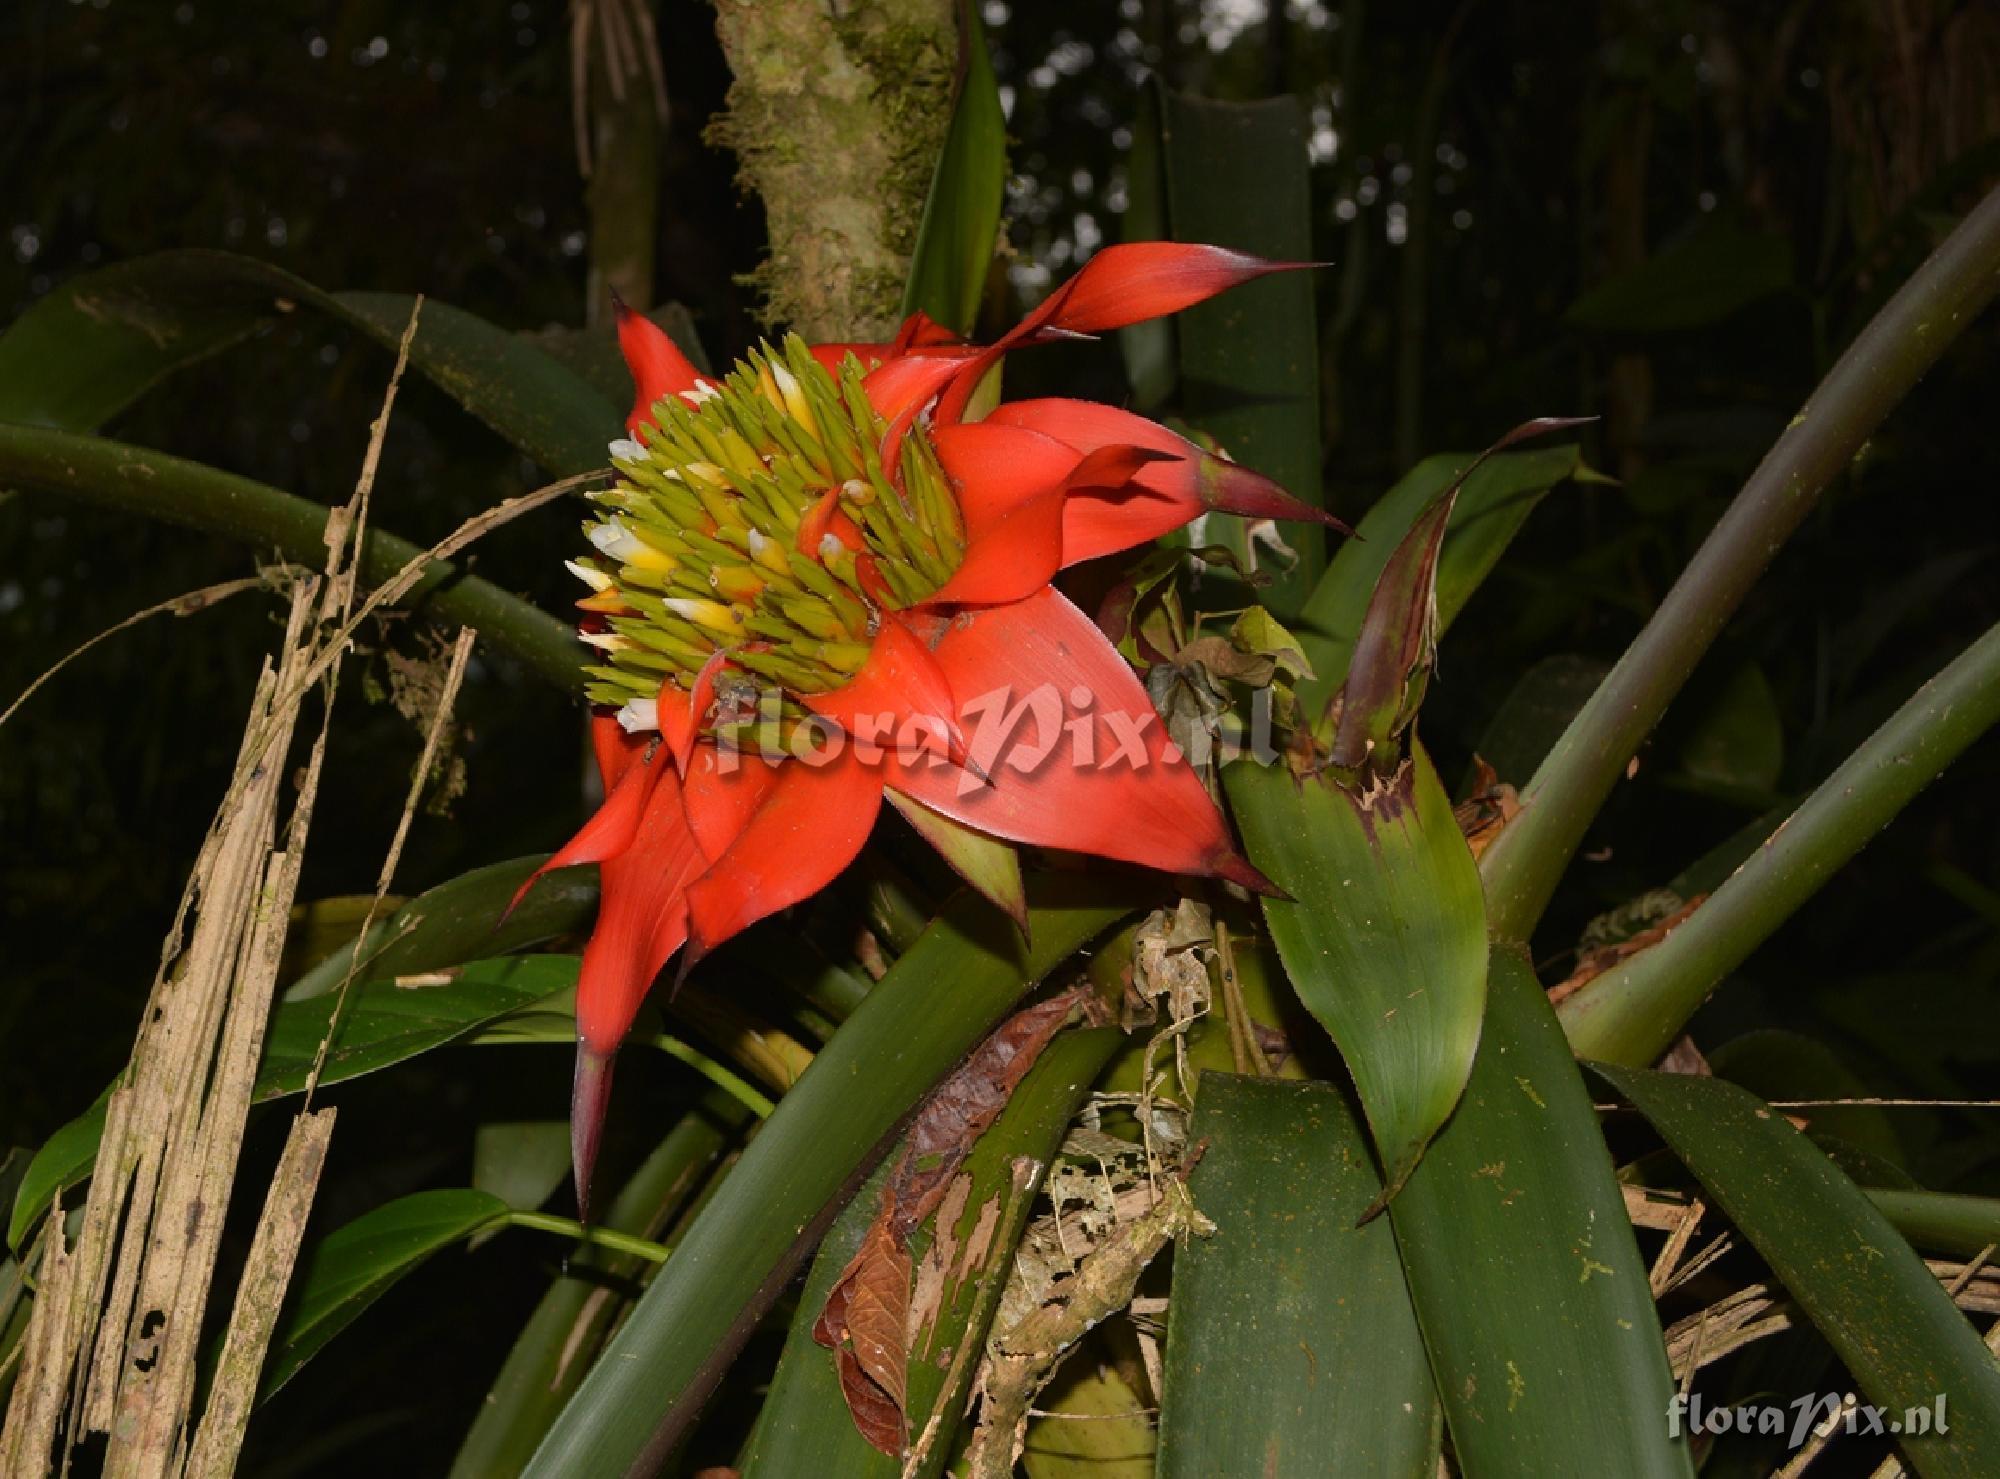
left=614, top=302, right=703, bottom=433
left=571, top=1043, right=617, bottom=1223
left=1208, top=848, right=1291, bottom=900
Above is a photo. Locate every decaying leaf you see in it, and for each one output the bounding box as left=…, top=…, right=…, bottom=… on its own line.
left=813, top=1212, right=916, bottom=1456
left=814, top=985, right=1097, bottom=1456
left=964, top=1162, right=1210, bottom=1479
left=1549, top=892, right=1708, bottom=1004
left=1453, top=755, right=1521, bottom=859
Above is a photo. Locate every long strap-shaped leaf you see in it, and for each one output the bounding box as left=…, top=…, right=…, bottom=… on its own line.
left=522, top=878, right=1137, bottom=1478
left=1562, top=620, right=2000, bottom=1064
left=1592, top=1064, right=2000, bottom=1478
left=1390, top=952, right=1690, bottom=1478
left=739, top=1024, right=1124, bottom=1478
left=0, top=249, right=622, bottom=474
left=1156, top=1074, right=1440, bottom=1477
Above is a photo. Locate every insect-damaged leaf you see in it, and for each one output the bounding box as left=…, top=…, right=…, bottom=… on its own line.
left=1331, top=417, right=1591, bottom=770
left=1227, top=749, right=1486, bottom=1202
left=813, top=986, right=1094, bottom=1455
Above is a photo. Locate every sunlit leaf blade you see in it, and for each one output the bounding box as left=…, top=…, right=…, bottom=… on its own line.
left=0, top=249, right=622, bottom=474
left=1022, top=1362, right=1154, bottom=1476
left=740, top=1024, right=1124, bottom=1478
left=1155, top=1074, right=1439, bottom=1477
left=1592, top=1064, right=2000, bottom=1477
left=8, top=956, right=576, bottom=1251
left=1389, top=954, right=1690, bottom=1477
left=1295, top=444, right=1586, bottom=715
left=0, top=424, right=585, bottom=694
left=522, top=878, right=1137, bottom=1478
left=1156, top=92, right=1325, bottom=617
left=450, top=1092, right=747, bottom=1477
left=261, top=1189, right=512, bottom=1398
left=1226, top=745, right=1485, bottom=1195
left=898, top=3, right=1005, bottom=336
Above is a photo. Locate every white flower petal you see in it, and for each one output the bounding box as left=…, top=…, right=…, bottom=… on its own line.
left=608, top=437, right=649, bottom=463
left=616, top=697, right=660, bottom=733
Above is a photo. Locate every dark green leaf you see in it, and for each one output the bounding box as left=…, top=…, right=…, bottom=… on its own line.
left=10, top=956, right=576, bottom=1251
left=1471, top=654, right=1611, bottom=787
left=263, top=1189, right=512, bottom=1397
left=450, top=1093, right=747, bottom=1476
left=1390, top=954, right=1689, bottom=1477
left=1675, top=662, right=1784, bottom=796
left=899, top=5, right=1005, bottom=336
left=522, top=878, right=1137, bottom=1478
left=1295, top=445, right=1586, bottom=715
left=740, top=1024, right=1124, bottom=1478
left=1566, top=214, right=1793, bottom=334
left=0, top=249, right=621, bottom=474
left=1155, top=1075, right=1439, bottom=1477
left=1158, top=92, right=1325, bottom=616
left=1592, top=1064, right=2000, bottom=1477
left=471, top=1121, right=573, bottom=1219
left=1227, top=745, right=1485, bottom=1197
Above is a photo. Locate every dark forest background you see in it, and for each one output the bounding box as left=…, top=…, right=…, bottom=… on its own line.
left=4, top=1, right=1997, bottom=1468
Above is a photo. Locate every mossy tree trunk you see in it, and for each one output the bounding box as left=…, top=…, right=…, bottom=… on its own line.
left=710, top=0, right=958, bottom=341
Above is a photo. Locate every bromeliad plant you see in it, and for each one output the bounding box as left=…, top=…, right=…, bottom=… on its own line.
left=526, top=245, right=1336, bottom=1207
left=5, top=20, right=2000, bottom=1479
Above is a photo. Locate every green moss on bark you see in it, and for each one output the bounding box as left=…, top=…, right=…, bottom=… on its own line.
left=710, top=0, right=956, bottom=341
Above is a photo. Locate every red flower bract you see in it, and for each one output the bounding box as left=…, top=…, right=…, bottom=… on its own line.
left=537, top=243, right=1339, bottom=1211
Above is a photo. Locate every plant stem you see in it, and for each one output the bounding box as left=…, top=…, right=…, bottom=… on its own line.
left=643, top=1035, right=776, bottom=1119
left=506, top=1212, right=673, bottom=1264
left=1479, top=183, right=2000, bottom=940
left=0, top=423, right=587, bottom=696
left=1561, top=621, right=2000, bottom=1065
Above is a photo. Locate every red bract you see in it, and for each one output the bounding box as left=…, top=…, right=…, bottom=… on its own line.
left=538, top=243, right=1339, bottom=1211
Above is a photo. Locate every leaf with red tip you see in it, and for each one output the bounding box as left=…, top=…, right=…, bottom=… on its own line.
left=805, top=617, right=966, bottom=764
left=613, top=299, right=704, bottom=434
left=574, top=764, right=709, bottom=1057
left=1331, top=416, right=1592, bottom=773
left=508, top=735, right=666, bottom=917
left=684, top=753, right=885, bottom=954
left=883, top=788, right=1028, bottom=931
left=682, top=745, right=781, bottom=864
left=889, top=586, right=1263, bottom=886
left=1016, top=242, right=1301, bottom=339
left=990, top=397, right=1345, bottom=563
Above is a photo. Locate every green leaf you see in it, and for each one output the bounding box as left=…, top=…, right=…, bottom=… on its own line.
left=471, top=1121, right=574, bottom=1219
left=1227, top=746, right=1486, bottom=1196
left=899, top=4, right=1005, bottom=336
left=1675, top=662, right=1784, bottom=796
left=287, top=854, right=597, bottom=1001
left=522, top=877, right=1137, bottom=1478
left=451, top=1092, right=748, bottom=1476
left=1022, top=1361, right=1155, bottom=1477
left=1592, top=1064, right=2000, bottom=1477
left=739, top=1023, right=1124, bottom=1479
left=1566, top=214, right=1794, bottom=334
left=1295, top=444, right=1586, bottom=715
left=884, top=789, right=1027, bottom=932
left=262, top=1189, right=512, bottom=1398
left=1389, top=953, right=1690, bottom=1477
left=1864, top=1189, right=2000, bottom=1261
left=9, top=956, right=576, bottom=1251
left=0, top=424, right=586, bottom=695
left=1155, top=1075, right=1439, bottom=1477
left=0, top=249, right=622, bottom=474
left=1470, top=654, right=1612, bottom=786
left=1157, top=91, right=1325, bottom=617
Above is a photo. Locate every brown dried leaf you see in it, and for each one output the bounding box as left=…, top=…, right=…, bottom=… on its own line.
left=1453, top=755, right=1521, bottom=860
left=812, top=987, right=1092, bottom=1456
left=814, top=1215, right=914, bottom=1457
left=1548, top=893, right=1708, bottom=1004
